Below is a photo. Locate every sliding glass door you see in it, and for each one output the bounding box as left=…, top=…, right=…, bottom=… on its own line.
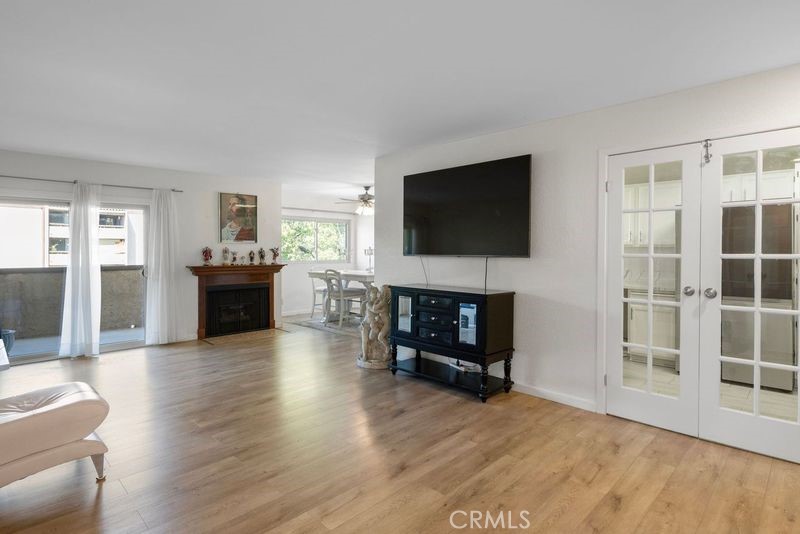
left=0, top=201, right=147, bottom=362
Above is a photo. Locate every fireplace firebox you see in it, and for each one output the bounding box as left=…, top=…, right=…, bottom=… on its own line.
left=206, top=284, right=269, bottom=337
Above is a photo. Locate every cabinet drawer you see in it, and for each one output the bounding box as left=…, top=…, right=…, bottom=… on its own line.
left=418, top=294, right=452, bottom=309
left=418, top=327, right=452, bottom=345
left=418, top=311, right=452, bottom=326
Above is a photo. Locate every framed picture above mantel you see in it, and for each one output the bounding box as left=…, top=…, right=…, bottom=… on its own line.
left=219, top=192, right=257, bottom=243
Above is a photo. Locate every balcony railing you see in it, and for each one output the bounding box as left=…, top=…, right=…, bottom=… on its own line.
left=0, top=265, right=145, bottom=360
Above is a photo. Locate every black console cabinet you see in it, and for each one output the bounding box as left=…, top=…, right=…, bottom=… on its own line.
left=389, top=284, right=515, bottom=402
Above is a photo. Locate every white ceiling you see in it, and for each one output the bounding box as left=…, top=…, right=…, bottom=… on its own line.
left=2, top=1, right=800, bottom=196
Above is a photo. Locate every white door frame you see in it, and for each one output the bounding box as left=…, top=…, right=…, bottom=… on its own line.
left=596, top=123, right=800, bottom=416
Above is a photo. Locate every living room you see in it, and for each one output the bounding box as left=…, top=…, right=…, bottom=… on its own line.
left=3, top=2, right=800, bottom=533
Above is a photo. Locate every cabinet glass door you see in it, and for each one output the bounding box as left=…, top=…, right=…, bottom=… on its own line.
left=458, top=303, right=477, bottom=345
left=397, top=295, right=412, bottom=333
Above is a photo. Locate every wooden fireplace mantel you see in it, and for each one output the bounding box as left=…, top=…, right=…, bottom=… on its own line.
left=187, top=264, right=286, bottom=339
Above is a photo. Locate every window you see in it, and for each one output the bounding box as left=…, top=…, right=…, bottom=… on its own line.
left=281, top=217, right=350, bottom=262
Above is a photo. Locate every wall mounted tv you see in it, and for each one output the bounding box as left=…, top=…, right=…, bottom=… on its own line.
left=403, top=154, right=531, bottom=257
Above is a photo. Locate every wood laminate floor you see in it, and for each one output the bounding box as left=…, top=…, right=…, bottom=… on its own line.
left=2, top=324, right=800, bottom=533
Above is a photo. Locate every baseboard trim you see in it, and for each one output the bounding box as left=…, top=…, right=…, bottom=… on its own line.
left=513, top=382, right=597, bottom=413
left=282, top=309, right=310, bottom=318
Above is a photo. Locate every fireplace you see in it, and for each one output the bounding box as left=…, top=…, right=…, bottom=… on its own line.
left=206, top=284, right=269, bottom=337
left=187, top=264, right=285, bottom=339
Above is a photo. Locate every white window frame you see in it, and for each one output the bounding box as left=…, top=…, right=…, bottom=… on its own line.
left=281, top=215, right=351, bottom=264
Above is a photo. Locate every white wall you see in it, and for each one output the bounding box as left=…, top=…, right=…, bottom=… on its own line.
left=355, top=213, right=375, bottom=271
left=375, top=64, right=800, bottom=412
left=0, top=149, right=282, bottom=341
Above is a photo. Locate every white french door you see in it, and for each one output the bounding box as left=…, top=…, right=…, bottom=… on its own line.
left=607, top=145, right=702, bottom=436
left=607, top=127, right=800, bottom=463
left=699, top=130, right=800, bottom=461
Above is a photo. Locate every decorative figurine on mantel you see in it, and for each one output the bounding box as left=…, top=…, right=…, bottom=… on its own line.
left=269, top=247, right=280, bottom=264
left=248, top=250, right=256, bottom=265
left=222, top=246, right=231, bottom=266
left=231, top=250, right=238, bottom=264
left=258, top=247, right=267, bottom=265
left=357, top=284, right=392, bottom=369
left=201, top=247, right=213, bottom=266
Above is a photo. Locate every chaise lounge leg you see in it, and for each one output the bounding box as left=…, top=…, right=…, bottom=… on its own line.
left=91, top=453, right=106, bottom=482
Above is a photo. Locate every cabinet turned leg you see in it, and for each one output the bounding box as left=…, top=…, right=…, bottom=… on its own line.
left=479, top=364, right=489, bottom=403
left=390, top=343, right=398, bottom=374
left=504, top=354, right=513, bottom=393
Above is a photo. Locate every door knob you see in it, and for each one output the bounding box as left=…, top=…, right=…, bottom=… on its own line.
left=704, top=288, right=718, bottom=299
left=682, top=286, right=695, bottom=296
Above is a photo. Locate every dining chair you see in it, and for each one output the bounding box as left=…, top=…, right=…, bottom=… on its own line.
left=323, top=269, right=367, bottom=327
left=309, top=272, right=328, bottom=319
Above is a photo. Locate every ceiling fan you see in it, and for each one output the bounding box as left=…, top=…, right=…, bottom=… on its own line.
left=337, top=185, right=375, bottom=215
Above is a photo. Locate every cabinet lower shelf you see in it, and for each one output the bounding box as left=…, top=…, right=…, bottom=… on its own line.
left=390, top=357, right=508, bottom=400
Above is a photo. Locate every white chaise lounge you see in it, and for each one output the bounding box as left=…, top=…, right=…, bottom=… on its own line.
left=0, top=382, right=109, bottom=487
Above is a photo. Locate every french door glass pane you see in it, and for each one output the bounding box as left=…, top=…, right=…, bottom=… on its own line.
left=622, top=345, right=647, bottom=391
left=653, top=210, right=680, bottom=254
left=762, top=259, right=793, bottom=308
left=652, top=305, right=679, bottom=350
left=762, top=145, right=800, bottom=201
left=759, top=369, right=798, bottom=422
left=722, top=206, right=755, bottom=254
left=654, top=161, right=682, bottom=209
left=653, top=257, right=680, bottom=295
left=722, top=152, right=757, bottom=203
left=760, top=312, right=795, bottom=366
left=623, top=257, right=648, bottom=296
left=762, top=204, right=793, bottom=254
left=624, top=302, right=648, bottom=346
left=652, top=349, right=679, bottom=398
left=721, top=309, right=754, bottom=360
left=720, top=362, right=754, bottom=414
left=721, top=259, right=754, bottom=306
left=624, top=165, right=649, bottom=209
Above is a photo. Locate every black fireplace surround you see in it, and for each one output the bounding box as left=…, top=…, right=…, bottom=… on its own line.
left=205, top=283, right=269, bottom=337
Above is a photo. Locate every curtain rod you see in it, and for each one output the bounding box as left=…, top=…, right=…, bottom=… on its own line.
left=283, top=206, right=356, bottom=215
left=0, top=173, right=184, bottom=193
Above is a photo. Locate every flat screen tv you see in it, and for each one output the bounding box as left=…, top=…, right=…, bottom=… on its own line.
left=403, top=155, right=531, bottom=257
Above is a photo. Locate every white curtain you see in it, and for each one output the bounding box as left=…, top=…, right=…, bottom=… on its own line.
left=59, top=183, right=102, bottom=357
left=145, top=189, right=180, bottom=345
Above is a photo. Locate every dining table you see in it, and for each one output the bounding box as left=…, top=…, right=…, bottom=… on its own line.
left=307, top=269, right=375, bottom=290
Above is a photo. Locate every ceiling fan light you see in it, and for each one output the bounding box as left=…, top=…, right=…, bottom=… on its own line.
left=356, top=204, right=374, bottom=216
